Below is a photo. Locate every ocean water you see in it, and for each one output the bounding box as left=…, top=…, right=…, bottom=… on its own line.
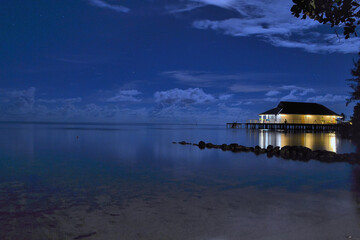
left=0, top=122, right=359, bottom=240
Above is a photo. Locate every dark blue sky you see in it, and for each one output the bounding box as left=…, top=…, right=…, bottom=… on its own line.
left=1, top=0, right=359, bottom=123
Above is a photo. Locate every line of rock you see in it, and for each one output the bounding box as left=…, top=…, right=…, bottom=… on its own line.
left=173, top=141, right=360, bottom=164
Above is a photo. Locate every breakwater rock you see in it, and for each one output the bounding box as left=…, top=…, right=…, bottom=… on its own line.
left=174, top=141, right=360, bottom=164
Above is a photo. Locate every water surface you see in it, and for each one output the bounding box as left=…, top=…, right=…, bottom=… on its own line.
left=0, top=123, right=359, bottom=240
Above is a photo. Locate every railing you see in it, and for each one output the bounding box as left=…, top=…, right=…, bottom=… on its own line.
left=258, top=119, right=337, bottom=124
left=246, top=120, right=259, bottom=123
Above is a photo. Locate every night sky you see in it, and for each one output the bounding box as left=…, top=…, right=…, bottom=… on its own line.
left=1, top=0, right=359, bottom=123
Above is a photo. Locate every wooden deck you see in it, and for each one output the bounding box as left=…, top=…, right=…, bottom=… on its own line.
left=226, top=122, right=340, bottom=131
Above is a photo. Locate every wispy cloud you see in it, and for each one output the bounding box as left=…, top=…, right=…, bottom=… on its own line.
left=38, top=97, right=82, bottom=104
left=306, top=94, right=347, bottom=103
left=175, top=0, right=360, bottom=54
left=265, top=90, right=281, bottom=97
left=262, top=85, right=315, bottom=102
left=162, top=70, right=285, bottom=89
left=87, top=0, right=130, bottom=13
left=219, top=94, right=233, bottom=101
left=264, top=97, right=278, bottom=102
left=0, top=87, right=36, bottom=115
left=161, top=70, right=244, bottom=87
left=230, top=84, right=271, bottom=93
left=166, top=2, right=205, bottom=14
left=154, top=88, right=215, bottom=105
left=106, top=89, right=142, bottom=102
left=280, top=85, right=315, bottom=101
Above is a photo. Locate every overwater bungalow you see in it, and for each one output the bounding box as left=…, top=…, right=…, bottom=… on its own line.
left=259, top=101, right=342, bottom=124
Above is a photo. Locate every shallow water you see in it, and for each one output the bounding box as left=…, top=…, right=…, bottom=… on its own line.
left=0, top=123, right=359, bottom=240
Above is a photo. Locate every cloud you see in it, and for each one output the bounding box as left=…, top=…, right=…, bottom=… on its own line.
left=161, top=70, right=244, bottom=87
left=154, top=88, right=215, bottom=105
left=306, top=94, right=347, bottom=103
left=229, top=84, right=271, bottom=93
left=150, top=88, right=255, bottom=123
left=106, top=89, right=142, bottom=102
left=185, top=0, right=360, bottom=53
left=281, top=85, right=314, bottom=96
left=192, top=0, right=237, bottom=9
left=219, top=94, right=233, bottom=101
left=265, top=90, right=281, bottom=97
left=268, top=34, right=360, bottom=54
left=0, top=87, right=36, bottom=115
left=162, top=71, right=288, bottom=90
left=166, top=2, right=205, bottom=14
left=264, top=97, right=278, bottom=102
left=38, top=97, right=82, bottom=104
left=280, top=85, right=314, bottom=101
left=87, top=0, right=130, bottom=13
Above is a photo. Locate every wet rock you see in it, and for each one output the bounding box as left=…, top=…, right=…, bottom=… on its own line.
left=243, top=146, right=251, bottom=152
left=273, top=146, right=280, bottom=155
left=280, top=146, right=291, bottom=158
left=232, top=146, right=243, bottom=152
left=206, top=143, right=215, bottom=148
left=267, top=145, right=274, bottom=151
left=266, top=151, right=274, bottom=158
left=229, top=143, right=239, bottom=151
left=179, top=141, right=359, bottom=165
left=221, top=144, right=229, bottom=151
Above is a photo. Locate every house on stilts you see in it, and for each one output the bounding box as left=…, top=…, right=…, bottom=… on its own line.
left=259, top=101, right=342, bottom=124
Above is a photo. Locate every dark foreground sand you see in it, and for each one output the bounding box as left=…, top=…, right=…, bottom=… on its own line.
left=1, top=181, right=360, bottom=240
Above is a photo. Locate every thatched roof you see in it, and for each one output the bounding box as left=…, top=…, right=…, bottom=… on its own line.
left=260, top=101, right=340, bottom=116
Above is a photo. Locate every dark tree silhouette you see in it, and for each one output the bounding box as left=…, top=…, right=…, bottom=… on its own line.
left=353, top=103, right=360, bottom=138
left=291, top=0, right=360, bottom=39
left=348, top=54, right=360, bottom=104
left=348, top=54, right=360, bottom=137
left=291, top=0, right=360, bottom=137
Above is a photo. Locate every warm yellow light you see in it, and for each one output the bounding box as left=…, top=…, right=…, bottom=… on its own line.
left=329, top=133, right=337, bottom=153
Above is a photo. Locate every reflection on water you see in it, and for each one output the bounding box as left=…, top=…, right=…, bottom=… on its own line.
left=0, top=123, right=359, bottom=239
left=258, top=130, right=339, bottom=152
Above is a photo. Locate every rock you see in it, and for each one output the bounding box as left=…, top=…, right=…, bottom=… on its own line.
left=206, top=143, right=215, bottom=148
left=233, top=146, right=244, bottom=152
left=243, top=146, right=251, bottom=152
left=198, top=141, right=206, bottom=149
left=229, top=143, right=239, bottom=150
left=273, top=146, right=280, bottom=155
left=221, top=144, right=229, bottom=151
left=280, top=146, right=291, bottom=158
left=267, top=145, right=274, bottom=151
left=179, top=141, right=359, bottom=165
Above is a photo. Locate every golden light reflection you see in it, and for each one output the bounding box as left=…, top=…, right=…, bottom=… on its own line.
left=258, top=130, right=338, bottom=152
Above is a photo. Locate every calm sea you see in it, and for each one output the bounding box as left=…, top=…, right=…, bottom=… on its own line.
left=0, top=122, right=359, bottom=240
